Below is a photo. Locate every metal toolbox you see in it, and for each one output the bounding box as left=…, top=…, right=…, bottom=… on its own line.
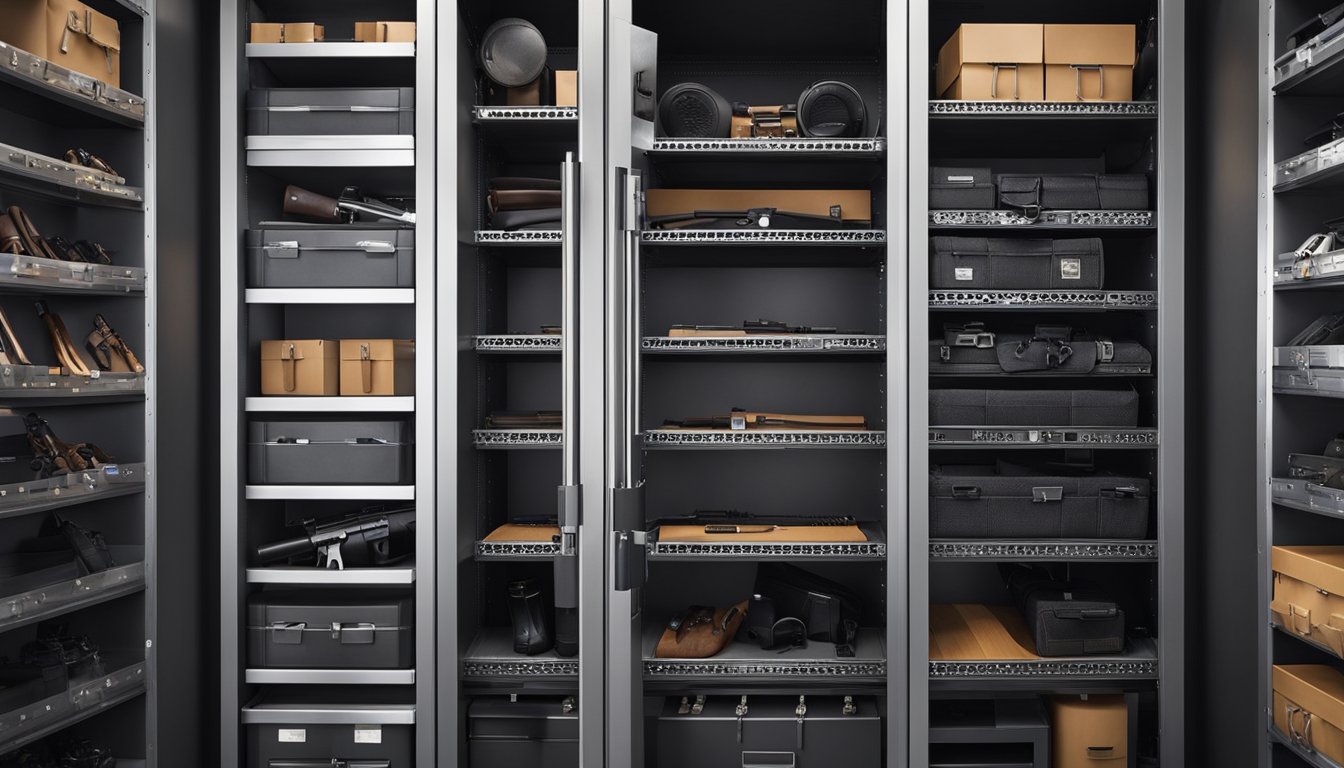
left=246, top=227, right=415, bottom=289
left=246, top=88, right=415, bottom=136
left=929, top=698, right=1048, bottom=767
left=930, top=464, right=1150, bottom=539
left=930, top=388, right=1139, bottom=427
left=247, top=419, right=412, bottom=485
left=468, top=696, right=579, bottom=767
left=931, top=236, right=1104, bottom=290
left=246, top=591, right=414, bottom=669
left=656, top=695, right=881, bottom=768
left=243, top=694, right=415, bottom=768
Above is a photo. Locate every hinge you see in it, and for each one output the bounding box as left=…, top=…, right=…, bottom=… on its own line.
left=613, top=485, right=647, bottom=592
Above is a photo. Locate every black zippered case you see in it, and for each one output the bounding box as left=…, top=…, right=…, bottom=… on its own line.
left=930, top=464, right=1150, bottom=539
left=656, top=695, right=881, bottom=768
left=1004, top=566, right=1126, bottom=657
left=931, top=236, right=1104, bottom=289
left=246, top=227, right=415, bottom=289
left=248, top=420, right=412, bottom=485
left=996, top=174, right=1149, bottom=215
left=247, top=591, right=414, bottom=669
left=247, top=88, right=415, bottom=136
left=929, top=388, right=1140, bottom=427
left=930, top=336, right=1153, bottom=376
left=930, top=168, right=995, bottom=210
left=468, top=697, right=579, bottom=767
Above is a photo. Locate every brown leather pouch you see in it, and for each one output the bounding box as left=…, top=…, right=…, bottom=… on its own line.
left=654, top=601, right=748, bottom=658
left=488, top=189, right=563, bottom=212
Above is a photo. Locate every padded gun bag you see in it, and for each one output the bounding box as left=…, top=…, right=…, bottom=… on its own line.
left=656, top=695, right=881, bottom=768
left=468, top=697, right=579, bottom=768
left=246, top=88, right=415, bottom=136
left=997, top=174, right=1149, bottom=217
left=246, top=227, right=414, bottom=288
left=930, top=167, right=995, bottom=210
left=249, top=717, right=414, bottom=768
left=1004, top=565, right=1126, bottom=657
left=930, top=464, right=1149, bottom=539
left=931, top=236, right=1104, bottom=289
left=247, top=419, right=411, bottom=485
left=247, top=591, right=414, bottom=669
left=929, top=388, right=1140, bottom=427
left=932, top=326, right=1153, bottom=376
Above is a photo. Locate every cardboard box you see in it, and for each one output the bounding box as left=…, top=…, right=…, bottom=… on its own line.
left=1048, top=695, right=1127, bottom=767
left=354, top=21, right=416, bottom=43
left=0, top=0, right=121, bottom=87
left=1272, top=546, right=1344, bottom=656
left=936, top=24, right=1044, bottom=101
left=555, top=70, right=578, bottom=107
left=260, top=340, right=338, bottom=396
left=1274, top=665, right=1344, bottom=763
left=1044, top=24, right=1136, bottom=102
left=340, top=339, right=414, bottom=396
left=250, top=23, right=325, bottom=44
left=645, top=189, right=872, bottom=223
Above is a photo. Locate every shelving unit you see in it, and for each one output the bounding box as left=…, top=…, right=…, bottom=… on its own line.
left=219, top=1, right=435, bottom=766
left=910, top=3, right=1183, bottom=767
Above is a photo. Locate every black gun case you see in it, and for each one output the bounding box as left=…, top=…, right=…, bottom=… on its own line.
left=930, top=463, right=1149, bottom=539
left=248, top=419, right=412, bottom=485
left=247, top=591, right=414, bottom=669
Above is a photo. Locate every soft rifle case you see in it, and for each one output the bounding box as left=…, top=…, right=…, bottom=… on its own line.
left=930, top=463, right=1149, bottom=539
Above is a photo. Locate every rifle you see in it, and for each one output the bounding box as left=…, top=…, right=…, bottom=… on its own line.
left=283, top=184, right=416, bottom=225
left=654, top=509, right=857, bottom=531
left=255, top=506, right=415, bottom=570
left=668, top=319, right=863, bottom=337
left=662, top=408, right=867, bottom=430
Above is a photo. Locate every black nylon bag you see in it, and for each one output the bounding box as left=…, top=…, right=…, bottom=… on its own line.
left=753, top=563, right=861, bottom=649
left=1098, top=175, right=1150, bottom=210
left=931, top=236, right=1104, bottom=289
left=928, top=388, right=1140, bottom=427
left=1003, top=565, right=1126, bottom=657
left=930, top=336, right=1153, bottom=376
left=930, top=167, right=995, bottom=210
left=929, top=464, right=1149, bottom=540
left=996, top=174, right=1149, bottom=216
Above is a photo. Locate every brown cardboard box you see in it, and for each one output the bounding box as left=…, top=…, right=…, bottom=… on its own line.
left=1048, top=695, right=1127, bottom=766
left=340, top=339, right=414, bottom=396
left=260, top=340, right=338, bottom=396
left=936, top=24, right=1044, bottom=101
left=555, top=70, right=578, bottom=107
left=1044, top=24, right=1136, bottom=102
left=250, top=22, right=325, bottom=44
left=1272, top=546, right=1344, bottom=656
left=1274, top=665, right=1344, bottom=762
left=0, top=0, right=121, bottom=87
left=354, top=21, right=416, bottom=43
left=645, top=189, right=872, bottom=223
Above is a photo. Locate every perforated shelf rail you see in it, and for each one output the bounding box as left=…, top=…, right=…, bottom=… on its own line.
left=930, top=210, right=1154, bottom=228
left=929, top=290, right=1157, bottom=309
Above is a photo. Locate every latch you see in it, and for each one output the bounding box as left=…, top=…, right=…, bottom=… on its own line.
left=561, top=696, right=576, bottom=714
left=268, top=621, right=306, bottom=645
left=951, top=485, right=981, bottom=499
left=795, top=695, right=807, bottom=750
left=691, top=695, right=706, bottom=715
left=332, top=622, right=375, bottom=644
left=736, top=696, right=749, bottom=743
left=842, top=696, right=857, bottom=716
left=1032, top=486, right=1064, bottom=503
left=1101, top=486, right=1140, bottom=499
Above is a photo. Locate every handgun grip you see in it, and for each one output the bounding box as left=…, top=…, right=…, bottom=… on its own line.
left=283, top=185, right=342, bottom=222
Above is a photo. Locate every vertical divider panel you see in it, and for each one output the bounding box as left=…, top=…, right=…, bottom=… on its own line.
left=1256, top=2, right=1273, bottom=765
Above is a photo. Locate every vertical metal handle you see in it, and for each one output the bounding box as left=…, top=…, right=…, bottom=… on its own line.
left=624, top=171, right=643, bottom=482
left=609, top=167, right=647, bottom=593
left=561, top=153, right=580, bottom=492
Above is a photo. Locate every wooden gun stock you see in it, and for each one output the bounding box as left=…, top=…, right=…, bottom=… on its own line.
left=283, top=185, right=342, bottom=222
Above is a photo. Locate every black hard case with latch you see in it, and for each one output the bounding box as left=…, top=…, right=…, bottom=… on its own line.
left=468, top=697, right=579, bottom=767
left=930, top=464, right=1150, bottom=539
left=246, top=88, right=415, bottom=136
left=245, top=227, right=415, bottom=289
left=930, top=335, right=1153, bottom=376
left=1005, top=567, right=1126, bottom=657
left=931, top=236, right=1104, bottom=289
left=246, top=591, right=414, bottom=669
left=248, top=420, right=412, bottom=485
left=655, top=695, right=881, bottom=768
left=249, top=721, right=414, bottom=767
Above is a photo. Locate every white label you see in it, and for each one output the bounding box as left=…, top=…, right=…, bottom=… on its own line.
left=354, top=725, right=383, bottom=744
left=278, top=729, right=306, bottom=743
left=954, top=267, right=974, bottom=281
left=1060, top=258, right=1081, bottom=280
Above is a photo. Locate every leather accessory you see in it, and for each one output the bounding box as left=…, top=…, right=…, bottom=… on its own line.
left=8, top=208, right=63, bottom=261
left=489, top=188, right=563, bottom=211
left=64, top=148, right=117, bottom=178
left=489, top=208, right=562, bottom=230
left=730, top=103, right=799, bottom=138
left=35, top=302, right=91, bottom=376
left=283, top=185, right=416, bottom=225
left=52, top=513, right=115, bottom=573
left=480, top=18, right=548, bottom=87
left=0, top=308, right=33, bottom=367
left=507, top=578, right=554, bottom=655
left=485, top=410, right=562, bottom=428
left=661, top=408, right=866, bottom=430
left=796, top=80, right=868, bottom=138
left=0, top=217, right=21, bottom=255
left=24, top=411, right=111, bottom=476
left=654, top=601, right=748, bottom=658
left=658, top=82, right=733, bottom=138
left=74, top=240, right=113, bottom=265
left=44, top=236, right=82, bottom=262
left=85, top=314, right=143, bottom=373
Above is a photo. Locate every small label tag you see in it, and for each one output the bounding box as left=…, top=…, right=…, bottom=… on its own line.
left=354, top=725, right=382, bottom=744
left=277, top=729, right=306, bottom=743
left=1060, top=258, right=1081, bottom=280
left=954, top=267, right=974, bottom=281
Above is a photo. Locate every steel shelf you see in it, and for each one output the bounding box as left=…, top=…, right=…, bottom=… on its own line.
left=1272, top=477, right=1344, bottom=523
left=650, top=525, right=887, bottom=561
left=245, top=135, right=416, bottom=168
left=0, top=254, right=144, bottom=295
left=244, top=669, right=416, bottom=685
left=0, top=141, right=142, bottom=209
left=245, top=565, right=416, bottom=585
left=642, top=335, right=885, bottom=354
left=642, top=626, right=886, bottom=682
left=928, top=427, right=1159, bottom=448
left=931, top=367, right=1152, bottom=378
left=110, top=0, right=148, bottom=15
left=1274, top=384, right=1344, bottom=399
left=929, top=638, right=1159, bottom=683
left=474, top=335, right=562, bottom=353
left=930, top=210, right=1154, bottom=229
left=462, top=628, right=578, bottom=680
left=640, top=229, right=886, bottom=245
left=245, top=43, right=417, bottom=59
left=929, top=540, right=1158, bottom=562
left=1270, top=726, right=1344, bottom=768
left=473, top=540, right=560, bottom=561
left=244, top=396, right=415, bottom=412
left=472, top=106, right=578, bottom=122
left=244, top=485, right=416, bottom=501
left=0, top=368, right=143, bottom=403
left=0, top=463, right=144, bottom=522
left=0, top=557, right=145, bottom=633
left=0, top=42, right=145, bottom=127
left=1276, top=273, right=1344, bottom=291
left=929, top=100, right=1157, bottom=117
left=643, top=429, right=886, bottom=449
left=647, top=138, right=885, bottom=156
left=244, top=288, right=415, bottom=305
left=1272, top=619, right=1344, bottom=660
left=0, top=660, right=145, bottom=755
left=473, top=230, right=562, bottom=245
left=242, top=697, right=417, bottom=725
left=472, top=429, right=563, bottom=449
left=928, top=290, right=1157, bottom=310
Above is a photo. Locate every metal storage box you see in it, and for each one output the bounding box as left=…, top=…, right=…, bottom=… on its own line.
left=468, top=697, right=579, bottom=767
left=929, top=388, right=1140, bottom=427
left=656, top=695, right=881, bottom=768
left=246, top=88, right=415, bottom=136
left=246, top=227, right=415, bottom=289
left=246, top=591, right=414, bottom=669
left=249, top=720, right=413, bottom=768
left=930, top=464, right=1149, bottom=539
left=247, top=420, right=412, bottom=485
